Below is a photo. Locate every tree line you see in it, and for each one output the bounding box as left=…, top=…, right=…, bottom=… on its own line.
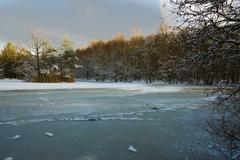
left=76, top=25, right=239, bottom=85
left=0, top=26, right=239, bottom=84
left=76, top=27, right=184, bottom=83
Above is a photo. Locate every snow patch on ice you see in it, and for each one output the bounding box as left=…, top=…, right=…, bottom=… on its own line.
left=128, top=145, right=138, bottom=152
left=204, top=95, right=218, bottom=102
left=44, top=132, right=54, bottom=137
left=8, top=135, right=21, bottom=140
left=3, top=157, right=14, bottom=160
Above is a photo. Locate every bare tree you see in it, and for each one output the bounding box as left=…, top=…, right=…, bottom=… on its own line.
left=30, top=33, right=55, bottom=81
left=31, top=33, right=46, bottom=81
left=172, top=0, right=240, bottom=159
left=208, top=86, right=240, bottom=159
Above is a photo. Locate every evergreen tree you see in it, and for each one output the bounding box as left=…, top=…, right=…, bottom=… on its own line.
left=0, top=42, right=27, bottom=78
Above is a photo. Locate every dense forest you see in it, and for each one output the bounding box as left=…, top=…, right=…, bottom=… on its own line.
left=76, top=25, right=240, bottom=85
left=0, top=24, right=239, bottom=85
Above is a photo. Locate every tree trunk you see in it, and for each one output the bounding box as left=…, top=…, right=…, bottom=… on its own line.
left=36, top=51, right=40, bottom=81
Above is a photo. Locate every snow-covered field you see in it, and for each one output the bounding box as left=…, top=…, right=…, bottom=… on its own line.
left=0, top=79, right=186, bottom=93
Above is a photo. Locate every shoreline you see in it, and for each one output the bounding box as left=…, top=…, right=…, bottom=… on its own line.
left=0, top=79, right=185, bottom=92
left=0, top=79, right=218, bottom=92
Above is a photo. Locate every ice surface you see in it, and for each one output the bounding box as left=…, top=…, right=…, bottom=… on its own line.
left=0, top=82, right=208, bottom=126
left=0, top=83, right=220, bottom=159
left=77, top=155, right=96, bottom=160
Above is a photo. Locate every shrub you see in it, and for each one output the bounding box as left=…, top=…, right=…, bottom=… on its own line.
left=32, top=72, right=75, bottom=83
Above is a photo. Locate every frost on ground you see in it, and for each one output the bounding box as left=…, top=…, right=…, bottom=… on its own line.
left=0, top=79, right=188, bottom=93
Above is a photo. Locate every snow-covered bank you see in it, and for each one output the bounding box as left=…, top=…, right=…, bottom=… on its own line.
left=0, top=79, right=186, bottom=93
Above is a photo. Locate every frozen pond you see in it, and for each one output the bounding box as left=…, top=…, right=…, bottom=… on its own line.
left=0, top=83, right=221, bottom=160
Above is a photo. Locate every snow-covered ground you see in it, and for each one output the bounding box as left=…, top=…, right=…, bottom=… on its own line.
left=0, top=79, right=185, bottom=93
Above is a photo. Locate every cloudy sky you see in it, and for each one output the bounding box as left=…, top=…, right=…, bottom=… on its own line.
left=0, top=0, right=173, bottom=48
